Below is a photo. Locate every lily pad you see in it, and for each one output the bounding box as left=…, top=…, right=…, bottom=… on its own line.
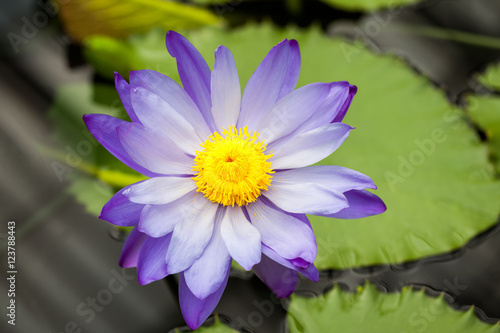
left=466, top=95, right=500, bottom=174
left=287, top=283, right=500, bottom=333
left=465, top=60, right=500, bottom=174
left=79, top=24, right=500, bottom=269
left=67, top=174, right=115, bottom=216
left=59, top=0, right=221, bottom=42
left=478, top=62, right=500, bottom=91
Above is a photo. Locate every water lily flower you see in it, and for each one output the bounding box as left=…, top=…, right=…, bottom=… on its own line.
left=84, top=31, right=385, bottom=329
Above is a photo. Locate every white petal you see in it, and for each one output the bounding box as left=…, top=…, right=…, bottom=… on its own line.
left=138, top=191, right=198, bottom=237
left=256, top=83, right=331, bottom=143
left=129, top=70, right=211, bottom=138
left=237, top=40, right=292, bottom=130
left=124, top=177, right=196, bottom=205
left=117, top=122, right=194, bottom=175
left=165, top=194, right=219, bottom=274
left=265, top=165, right=376, bottom=215
left=265, top=184, right=347, bottom=215
left=268, top=123, right=352, bottom=169
left=220, top=206, right=261, bottom=270
left=246, top=198, right=316, bottom=263
left=131, top=86, right=202, bottom=154
left=211, top=46, right=241, bottom=132
left=184, top=213, right=232, bottom=299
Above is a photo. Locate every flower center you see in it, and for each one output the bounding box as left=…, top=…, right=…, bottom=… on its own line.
left=193, top=126, right=273, bottom=206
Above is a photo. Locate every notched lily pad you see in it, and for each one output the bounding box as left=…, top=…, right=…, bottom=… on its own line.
left=466, top=94, right=500, bottom=174
left=477, top=61, right=500, bottom=92
left=287, top=283, right=500, bottom=333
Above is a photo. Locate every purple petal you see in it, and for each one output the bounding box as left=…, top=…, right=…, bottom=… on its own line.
left=165, top=195, right=218, bottom=274
left=277, top=39, right=300, bottom=100
left=137, top=233, right=172, bottom=285
left=184, top=212, right=232, bottom=299
left=265, top=165, right=376, bottom=215
left=270, top=165, right=376, bottom=192
left=100, top=185, right=144, bottom=227
left=114, top=72, right=140, bottom=123
left=119, top=228, right=147, bottom=268
left=246, top=198, right=316, bottom=263
left=129, top=70, right=210, bottom=138
left=166, top=31, right=215, bottom=131
left=256, top=83, right=333, bottom=143
left=138, top=191, right=198, bottom=238
left=130, top=86, right=202, bottom=154
left=265, top=185, right=346, bottom=215
left=83, top=114, right=159, bottom=177
left=117, top=122, right=194, bottom=175
left=264, top=175, right=348, bottom=215
left=296, top=81, right=351, bottom=133
left=291, top=257, right=310, bottom=269
left=332, top=84, right=357, bottom=123
left=179, top=267, right=230, bottom=330
left=261, top=245, right=319, bottom=282
left=324, top=189, right=387, bottom=219
left=211, top=46, right=241, bottom=132
left=123, top=176, right=196, bottom=205
left=220, top=206, right=261, bottom=270
left=268, top=122, right=353, bottom=170
left=253, top=253, right=298, bottom=298
left=237, top=40, right=292, bottom=130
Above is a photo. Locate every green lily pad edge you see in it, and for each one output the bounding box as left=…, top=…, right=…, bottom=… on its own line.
left=288, top=282, right=500, bottom=333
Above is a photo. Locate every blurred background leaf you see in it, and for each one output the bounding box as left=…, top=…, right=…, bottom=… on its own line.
left=287, top=283, right=500, bottom=333
left=466, top=61, right=500, bottom=174
left=319, top=0, right=422, bottom=11
left=84, top=28, right=178, bottom=80
left=48, top=83, right=147, bottom=214
left=58, top=0, right=222, bottom=42
left=188, top=0, right=424, bottom=12
left=79, top=23, right=500, bottom=269
left=478, top=62, right=500, bottom=91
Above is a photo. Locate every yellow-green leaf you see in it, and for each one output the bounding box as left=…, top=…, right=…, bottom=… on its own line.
left=59, top=0, right=222, bottom=42
left=318, top=0, right=422, bottom=11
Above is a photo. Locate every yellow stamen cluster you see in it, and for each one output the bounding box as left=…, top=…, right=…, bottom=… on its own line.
left=193, top=126, right=273, bottom=206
